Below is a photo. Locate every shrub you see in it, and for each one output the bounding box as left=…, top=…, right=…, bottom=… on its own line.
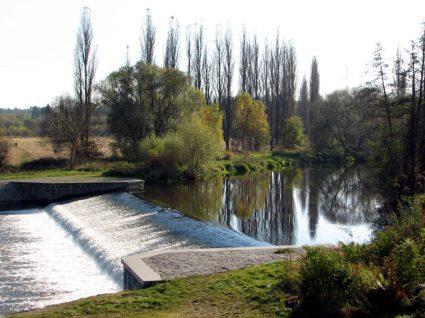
left=282, top=116, right=306, bottom=150
left=105, top=162, right=142, bottom=177
left=176, top=114, right=223, bottom=177
left=233, top=162, right=250, bottom=175
left=0, top=138, right=10, bottom=167
left=300, top=247, right=353, bottom=315
left=391, top=238, right=422, bottom=288
left=139, top=134, right=166, bottom=166
left=21, top=157, right=67, bottom=170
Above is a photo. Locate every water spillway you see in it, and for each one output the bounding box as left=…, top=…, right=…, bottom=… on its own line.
left=46, top=193, right=267, bottom=283
left=0, top=193, right=266, bottom=313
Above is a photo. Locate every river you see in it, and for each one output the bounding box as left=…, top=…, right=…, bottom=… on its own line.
left=0, top=165, right=380, bottom=314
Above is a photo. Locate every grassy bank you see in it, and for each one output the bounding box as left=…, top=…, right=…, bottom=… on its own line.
left=0, top=149, right=357, bottom=182
left=0, top=168, right=105, bottom=180
left=10, top=261, right=293, bottom=318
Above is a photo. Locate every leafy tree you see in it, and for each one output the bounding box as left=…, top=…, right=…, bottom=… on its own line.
left=282, top=116, right=306, bottom=150
left=100, top=62, right=201, bottom=159
left=196, top=104, right=224, bottom=145
left=232, top=93, right=270, bottom=151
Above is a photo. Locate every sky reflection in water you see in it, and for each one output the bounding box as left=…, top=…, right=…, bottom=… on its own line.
left=144, top=166, right=380, bottom=245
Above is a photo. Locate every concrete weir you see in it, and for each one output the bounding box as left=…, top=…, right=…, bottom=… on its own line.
left=0, top=177, right=144, bottom=209
left=121, top=246, right=306, bottom=289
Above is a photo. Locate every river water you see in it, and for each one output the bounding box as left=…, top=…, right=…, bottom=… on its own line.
left=0, top=165, right=380, bottom=314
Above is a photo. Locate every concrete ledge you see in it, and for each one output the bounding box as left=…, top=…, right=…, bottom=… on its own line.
left=121, top=245, right=307, bottom=290
left=0, top=177, right=144, bottom=210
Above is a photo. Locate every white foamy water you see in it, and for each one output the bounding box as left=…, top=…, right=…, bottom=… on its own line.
left=0, top=208, right=119, bottom=314
left=0, top=193, right=266, bottom=314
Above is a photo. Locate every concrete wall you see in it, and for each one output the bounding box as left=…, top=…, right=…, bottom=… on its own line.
left=0, top=179, right=144, bottom=210
left=0, top=181, right=30, bottom=208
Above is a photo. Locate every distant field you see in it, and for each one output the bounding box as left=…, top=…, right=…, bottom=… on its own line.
left=5, top=136, right=113, bottom=166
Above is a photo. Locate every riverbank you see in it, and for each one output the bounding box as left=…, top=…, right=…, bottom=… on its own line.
left=105, top=149, right=357, bottom=184
left=7, top=194, right=424, bottom=318
left=9, top=261, right=295, bottom=318
left=0, top=150, right=356, bottom=183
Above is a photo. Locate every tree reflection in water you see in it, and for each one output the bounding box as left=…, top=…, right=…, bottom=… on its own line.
left=144, top=165, right=380, bottom=245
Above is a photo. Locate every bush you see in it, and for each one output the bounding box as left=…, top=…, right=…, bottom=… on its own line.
left=105, top=162, right=142, bottom=177
left=0, top=138, right=10, bottom=167
left=282, top=116, right=306, bottom=150
left=300, top=247, right=353, bottom=315
left=20, top=157, right=67, bottom=170
left=135, top=108, right=224, bottom=181
left=176, top=113, right=223, bottom=177
left=391, top=238, right=422, bottom=288
left=233, top=162, right=250, bottom=175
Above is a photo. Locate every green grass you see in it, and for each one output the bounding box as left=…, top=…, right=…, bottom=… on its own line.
left=10, top=261, right=295, bottom=318
left=0, top=168, right=106, bottom=180
left=198, top=152, right=295, bottom=180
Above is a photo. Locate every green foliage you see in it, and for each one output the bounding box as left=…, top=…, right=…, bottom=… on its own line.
left=300, top=247, right=353, bottom=315
left=391, top=238, right=423, bottom=287
left=101, top=62, right=197, bottom=159
left=281, top=116, right=306, bottom=150
left=175, top=112, right=223, bottom=177
left=232, top=93, right=270, bottom=151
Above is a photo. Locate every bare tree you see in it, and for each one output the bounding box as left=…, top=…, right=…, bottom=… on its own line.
left=261, top=41, right=271, bottom=122
left=214, top=26, right=224, bottom=105
left=192, top=24, right=204, bottom=90
left=393, top=47, right=407, bottom=99
left=239, top=26, right=249, bottom=93
left=299, top=76, right=309, bottom=132
left=223, top=27, right=234, bottom=149
left=164, top=16, right=179, bottom=68
left=202, top=44, right=212, bottom=104
left=308, top=56, right=320, bottom=137
left=186, top=26, right=192, bottom=78
left=283, top=42, right=297, bottom=118
left=309, top=56, right=320, bottom=105
left=270, top=34, right=282, bottom=143
left=44, top=96, right=83, bottom=168
left=141, top=9, right=155, bottom=64
left=373, top=44, right=393, bottom=137
left=74, top=7, right=97, bottom=154
left=249, top=35, right=260, bottom=99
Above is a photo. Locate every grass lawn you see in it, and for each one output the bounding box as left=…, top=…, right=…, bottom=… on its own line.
left=0, top=168, right=106, bottom=180
left=10, top=261, right=297, bottom=318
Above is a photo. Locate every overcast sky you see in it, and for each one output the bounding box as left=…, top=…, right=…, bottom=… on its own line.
left=0, top=0, right=424, bottom=109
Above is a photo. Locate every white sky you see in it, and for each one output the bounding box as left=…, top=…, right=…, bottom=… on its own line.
left=0, top=0, right=424, bottom=109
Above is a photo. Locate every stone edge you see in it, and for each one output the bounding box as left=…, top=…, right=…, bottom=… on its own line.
left=121, top=245, right=305, bottom=289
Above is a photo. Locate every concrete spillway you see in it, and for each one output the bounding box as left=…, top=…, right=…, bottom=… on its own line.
left=0, top=177, right=144, bottom=209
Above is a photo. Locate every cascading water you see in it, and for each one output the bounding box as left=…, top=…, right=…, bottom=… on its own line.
left=0, top=193, right=266, bottom=314
left=45, top=192, right=267, bottom=283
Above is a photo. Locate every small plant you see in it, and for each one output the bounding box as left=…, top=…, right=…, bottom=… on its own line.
left=300, top=247, right=353, bottom=315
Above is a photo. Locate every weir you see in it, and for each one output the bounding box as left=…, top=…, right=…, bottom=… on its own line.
left=45, top=193, right=267, bottom=284
left=0, top=177, right=144, bottom=209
